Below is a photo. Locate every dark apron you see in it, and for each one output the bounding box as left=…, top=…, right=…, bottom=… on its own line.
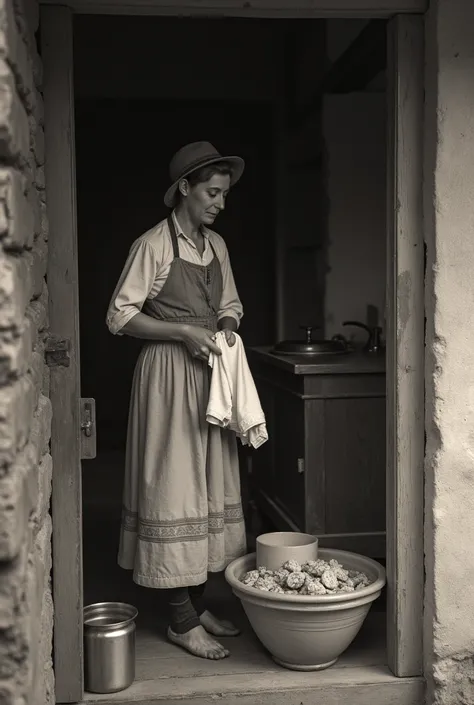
left=142, top=216, right=223, bottom=333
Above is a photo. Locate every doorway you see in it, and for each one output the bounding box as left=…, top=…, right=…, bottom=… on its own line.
left=40, top=5, right=426, bottom=702
left=76, top=14, right=386, bottom=701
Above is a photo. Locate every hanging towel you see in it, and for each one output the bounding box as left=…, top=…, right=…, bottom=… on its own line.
left=207, top=331, right=268, bottom=449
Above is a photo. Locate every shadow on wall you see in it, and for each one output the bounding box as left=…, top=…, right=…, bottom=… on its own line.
left=323, top=92, right=387, bottom=341
left=75, top=98, right=275, bottom=453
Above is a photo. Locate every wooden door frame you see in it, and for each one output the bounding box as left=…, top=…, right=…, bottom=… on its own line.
left=42, top=8, right=83, bottom=704
left=40, top=0, right=427, bottom=15
left=41, top=2, right=426, bottom=702
left=386, top=15, right=424, bottom=678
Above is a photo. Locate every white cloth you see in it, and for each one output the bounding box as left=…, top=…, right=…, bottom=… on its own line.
left=207, top=331, right=268, bottom=449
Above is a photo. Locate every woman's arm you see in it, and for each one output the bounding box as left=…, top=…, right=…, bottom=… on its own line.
left=215, top=239, right=242, bottom=346
left=123, top=314, right=221, bottom=359
left=216, top=243, right=243, bottom=329
left=121, top=313, right=188, bottom=341
left=218, top=316, right=238, bottom=333
left=107, top=236, right=221, bottom=358
left=217, top=315, right=237, bottom=346
left=106, top=239, right=159, bottom=336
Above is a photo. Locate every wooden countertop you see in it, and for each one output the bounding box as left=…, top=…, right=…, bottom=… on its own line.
left=246, top=346, right=386, bottom=376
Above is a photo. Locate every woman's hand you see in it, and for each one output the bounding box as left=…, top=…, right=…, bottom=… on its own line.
left=223, top=329, right=236, bottom=347
left=180, top=325, right=222, bottom=362
left=218, top=317, right=237, bottom=347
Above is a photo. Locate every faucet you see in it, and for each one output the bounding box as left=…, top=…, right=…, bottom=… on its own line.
left=342, top=321, right=384, bottom=354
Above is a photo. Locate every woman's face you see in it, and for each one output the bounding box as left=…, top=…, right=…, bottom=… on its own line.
left=181, top=173, right=231, bottom=227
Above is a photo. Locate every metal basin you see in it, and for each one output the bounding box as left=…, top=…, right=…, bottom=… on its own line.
left=272, top=339, right=349, bottom=356
left=273, top=326, right=350, bottom=356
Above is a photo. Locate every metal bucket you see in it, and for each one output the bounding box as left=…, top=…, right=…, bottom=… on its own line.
left=84, top=602, right=138, bottom=694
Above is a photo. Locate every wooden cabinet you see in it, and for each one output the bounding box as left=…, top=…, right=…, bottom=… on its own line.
left=247, top=348, right=386, bottom=558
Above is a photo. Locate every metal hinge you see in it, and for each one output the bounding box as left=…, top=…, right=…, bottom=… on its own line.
left=44, top=335, right=71, bottom=367
left=80, top=398, right=97, bottom=460
left=297, top=458, right=305, bottom=474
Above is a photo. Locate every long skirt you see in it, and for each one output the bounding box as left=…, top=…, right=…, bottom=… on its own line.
left=117, top=341, right=247, bottom=588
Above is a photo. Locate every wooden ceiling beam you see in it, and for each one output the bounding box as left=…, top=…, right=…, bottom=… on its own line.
left=38, top=0, right=428, bottom=17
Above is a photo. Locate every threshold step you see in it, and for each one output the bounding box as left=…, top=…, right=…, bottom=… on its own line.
left=82, top=666, right=425, bottom=705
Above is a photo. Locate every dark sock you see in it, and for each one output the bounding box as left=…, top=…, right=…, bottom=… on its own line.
left=166, top=587, right=200, bottom=635
left=188, top=581, right=207, bottom=617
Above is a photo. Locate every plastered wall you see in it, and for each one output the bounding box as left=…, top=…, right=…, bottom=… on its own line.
left=424, top=1, right=474, bottom=703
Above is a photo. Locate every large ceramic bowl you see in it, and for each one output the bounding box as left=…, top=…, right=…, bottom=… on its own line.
left=225, top=548, right=386, bottom=671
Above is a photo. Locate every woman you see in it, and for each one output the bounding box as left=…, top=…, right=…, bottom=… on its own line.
left=106, top=141, right=247, bottom=660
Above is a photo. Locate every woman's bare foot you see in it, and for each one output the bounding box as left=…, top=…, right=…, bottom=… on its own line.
left=200, top=609, right=240, bottom=637
left=167, top=625, right=230, bottom=659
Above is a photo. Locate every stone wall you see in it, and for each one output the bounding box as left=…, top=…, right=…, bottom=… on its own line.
left=0, top=0, right=53, bottom=703
left=424, top=0, right=474, bottom=704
